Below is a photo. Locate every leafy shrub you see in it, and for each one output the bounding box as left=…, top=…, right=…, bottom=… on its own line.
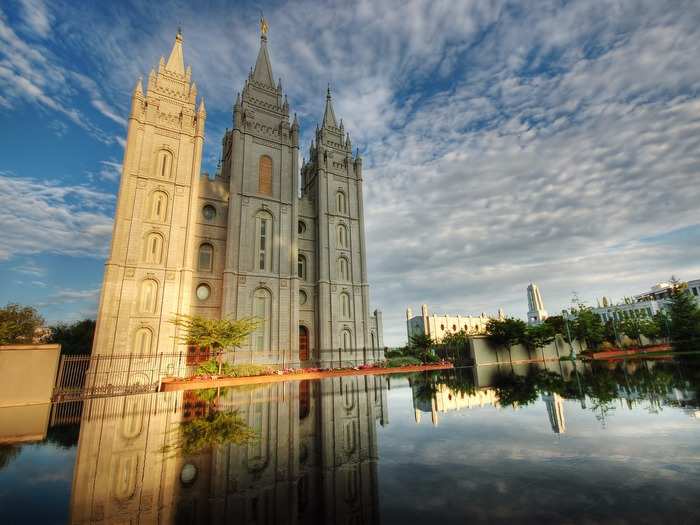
left=195, top=360, right=271, bottom=377
left=228, top=364, right=272, bottom=377
left=172, top=314, right=259, bottom=350
left=385, top=356, right=422, bottom=368
left=420, top=352, right=440, bottom=364
left=384, top=348, right=404, bottom=359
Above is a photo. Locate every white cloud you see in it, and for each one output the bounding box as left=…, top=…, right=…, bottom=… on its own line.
left=0, top=6, right=119, bottom=143
left=18, top=0, right=52, bottom=38
left=3, top=0, right=700, bottom=343
left=0, top=172, right=114, bottom=261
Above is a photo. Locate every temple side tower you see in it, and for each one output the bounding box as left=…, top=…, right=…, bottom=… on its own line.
left=92, top=31, right=206, bottom=356
left=301, top=87, right=376, bottom=363
left=527, top=282, right=549, bottom=325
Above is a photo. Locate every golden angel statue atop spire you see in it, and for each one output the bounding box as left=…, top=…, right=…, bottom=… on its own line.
left=260, top=14, right=269, bottom=36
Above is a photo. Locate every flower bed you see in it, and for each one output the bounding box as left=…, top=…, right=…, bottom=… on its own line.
left=160, top=360, right=453, bottom=392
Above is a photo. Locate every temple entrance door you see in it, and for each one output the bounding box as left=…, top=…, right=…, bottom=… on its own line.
left=299, top=326, right=309, bottom=361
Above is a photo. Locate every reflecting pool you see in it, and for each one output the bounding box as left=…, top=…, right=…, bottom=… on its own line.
left=2, top=357, right=700, bottom=524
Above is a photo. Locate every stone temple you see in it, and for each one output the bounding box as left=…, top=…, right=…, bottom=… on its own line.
left=92, top=21, right=384, bottom=365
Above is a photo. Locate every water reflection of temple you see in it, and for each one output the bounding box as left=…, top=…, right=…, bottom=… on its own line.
left=542, top=394, right=566, bottom=434
left=70, top=375, right=388, bottom=524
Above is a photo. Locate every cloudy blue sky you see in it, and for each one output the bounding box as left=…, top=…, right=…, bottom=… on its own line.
left=1, top=0, right=699, bottom=345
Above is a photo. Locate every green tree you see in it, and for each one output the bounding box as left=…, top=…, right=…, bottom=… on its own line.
left=521, top=323, right=556, bottom=351
left=172, top=314, right=259, bottom=351
left=486, top=317, right=527, bottom=354
left=638, top=317, right=662, bottom=342
left=603, top=319, right=619, bottom=346
left=543, top=315, right=565, bottom=335
left=566, top=302, right=606, bottom=351
left=408, top=332, right=434, bottom=351
left=650, top=310, right=671, bottom=341
left=0, top=303, right=44, bottom=345
left=620, top=316, right=643, bottom=346
left=667, top=280, right=700, bottom=353
left=440, top=328, right=470, bottom=348
left=49, top=319, right=96, bottom=355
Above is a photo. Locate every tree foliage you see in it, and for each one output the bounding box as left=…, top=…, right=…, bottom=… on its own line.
left=49, top=319, right=95, bottom=355
left=566, top=300, right=606, bottom=351
left=440, top=328, right=470, bottom=348
left=172, top=314, right=259, bottom=350
left=668, top=280, right=700, bottom=352
left=543, top=315, right=565, bottom=335
left=486, top=317, right=527, bottom=350
left=408, top=332, right=434, bottom=351
left=0, top=303, right=44, bottom=345
left=521, top=323, right=556, bottom=350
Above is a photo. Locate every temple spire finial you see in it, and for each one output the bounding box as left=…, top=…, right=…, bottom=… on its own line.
left=260, top=12, right=269, bottom=39
left=252, top=13, right=275, bottom=87
left=165, top=28, right=185, bottom=75
left=322, top=84, right=338, bottom=128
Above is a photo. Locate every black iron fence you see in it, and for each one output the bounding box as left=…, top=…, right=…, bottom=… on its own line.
left=53, top=347, right=386, bottom=401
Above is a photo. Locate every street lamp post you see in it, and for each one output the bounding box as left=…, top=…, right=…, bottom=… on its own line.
left=563, top=309, right=576, bottom=359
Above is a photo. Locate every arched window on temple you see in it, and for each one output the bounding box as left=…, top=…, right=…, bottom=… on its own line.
left=259, top=155, right=272, bottom=196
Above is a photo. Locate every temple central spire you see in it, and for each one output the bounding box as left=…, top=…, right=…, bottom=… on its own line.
left=252, top=15, right=274, bottom=87
left=165, top=29, right=185, bottom=75
left=322, top=84, right=338, bottom=128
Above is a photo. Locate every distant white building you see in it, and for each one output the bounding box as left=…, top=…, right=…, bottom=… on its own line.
left=527, top=283, right=548, bottom=325
left=406, top=304, right=504, bottom=343
left=592, top=278, right=700, bottom=323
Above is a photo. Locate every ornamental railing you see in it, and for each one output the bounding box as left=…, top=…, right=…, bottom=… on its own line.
left=52, top=347, right=386, bottom=401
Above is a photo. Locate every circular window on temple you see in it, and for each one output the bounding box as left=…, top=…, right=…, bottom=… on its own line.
left=299, top=290, right=308, bottom=305
left=196, top=283, right=211, bottom=301
left=202, top=204, right=217, bottom=221
left=180, top=463, right=198, bottom=486
left=298, top=220, right=306, bottom=235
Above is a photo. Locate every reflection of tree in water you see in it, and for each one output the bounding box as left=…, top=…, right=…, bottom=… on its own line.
left=177, top=411, right=257, bottom=455
left=0, top=445, right=20, bottom=471
left=492, top=368, right=572, bottom=408
left=415, top=359, right=700, bottom=421
left=412, top=368, right=477, bottom=403
left=46, top=423, right=81, bottom=449
left=166, top=388, right=259, bottom=456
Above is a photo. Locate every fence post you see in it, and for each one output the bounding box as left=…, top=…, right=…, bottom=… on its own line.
left=156, top=352, right=163, bottom=391
left=125, top=353, right=133, bottom=394
left=53, top=355, right=66, bottom=400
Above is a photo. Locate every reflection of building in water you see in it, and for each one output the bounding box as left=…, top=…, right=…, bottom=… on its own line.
left=406, top=304, right=505, bottom=343
left=70, top=374, right=387, bottom=524
left=410, top=380, right=567, bottom=435
left=411, top=382, right=500, bottom=426
left=542, top=394, right=566, bottom=434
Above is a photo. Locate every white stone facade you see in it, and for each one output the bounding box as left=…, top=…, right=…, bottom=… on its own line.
left=527, top=282, right=548, bottom=325
left=92, top=26, right=383, bottom=364
left=405, top=304, right=504, bottom=343
left=592, top=278, right=700, bottom=323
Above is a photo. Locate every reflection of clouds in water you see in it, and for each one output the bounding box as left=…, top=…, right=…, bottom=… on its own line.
left=377, top=375, right=700, bottom=523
